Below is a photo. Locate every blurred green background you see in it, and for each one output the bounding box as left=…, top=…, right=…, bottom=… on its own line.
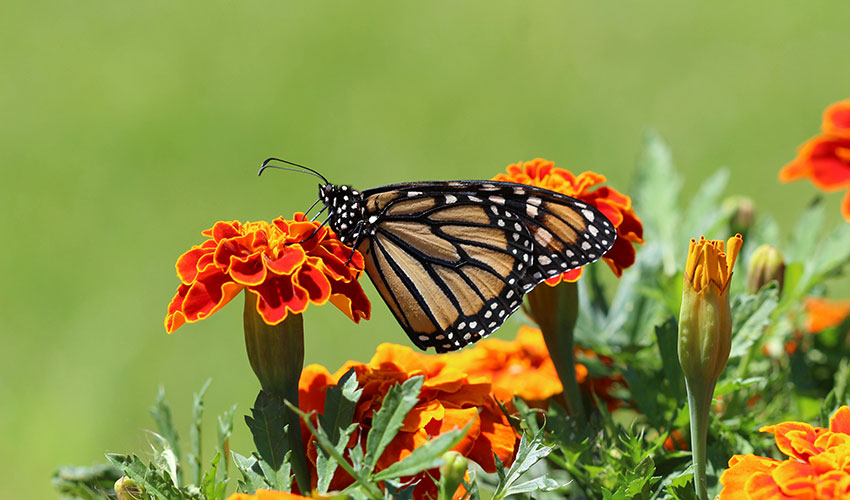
left=2, top=1, right=849, bottom=497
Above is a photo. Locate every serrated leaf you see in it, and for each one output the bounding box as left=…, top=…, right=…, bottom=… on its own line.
left=729, top=285, right=779, bottom=359
left=231, top=452, right=267, bottom=494
left=317, top=369, right=362, bottom=493
left=245, top=391, right=289, bottom=470
left=106, top=453, right=188, bottom=500
left=201, top=452, right=227, bottom=500
left=491, top=431, right=556, bottom=500
left=150, top=387, right=183, bottom=485
left=631, top=130, right=681, bottom=275
left=372, top=419, right=473, bottom=481
left=504, top=476, right=564, bottom=496
left=364, top=376, right=423, bottom=471
left=257, top=450, right=292, bottom=492
left=52, top=464, right=122, bottom=500
left=188, top=379, right=211, bottom=485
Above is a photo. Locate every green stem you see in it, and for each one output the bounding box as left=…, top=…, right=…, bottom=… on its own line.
left=527, top=281, right=586, bottom=422
left=243, top=292, right=311, bottom=494
left=685, top=377, right=715, bottom=500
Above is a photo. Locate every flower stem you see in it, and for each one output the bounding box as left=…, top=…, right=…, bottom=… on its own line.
left=243, top=292, right=311, bottom=494
left=685, top=377, right=714, bottom=500
left=527, top=281, right=586, bottom=422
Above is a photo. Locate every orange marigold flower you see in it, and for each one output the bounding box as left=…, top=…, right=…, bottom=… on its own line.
left=718, top=405, right=850, bottom=499
left=779, top=99, right=850, bottom=222
left=804, top=297, right=850, bottom=334
left=441, top=326, right=624, bottom=410
left=493, top=158, right=644, bottom=283
left=227, top=491, right=311, bottom=500
left=298, top=343, right=518, bottom=500
left=165, top=214, right=370, bottom=333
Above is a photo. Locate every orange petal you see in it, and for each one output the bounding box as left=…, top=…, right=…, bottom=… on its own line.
left=166, top=275, right=243, bottom=332
left=719, top=454, right=781, bottom=500
left=745, top=471, right=795, bottom=500
left=772, top=460, right=817, bottom=497
left=401, top=400, right=445, bottom=431
left=823, top=100, right=850, bottom=138
left=266, top=246, right=307, bottom=276
left=762, top=422, right=823, bottom=461
left=830, top=406, right=850, bottom=434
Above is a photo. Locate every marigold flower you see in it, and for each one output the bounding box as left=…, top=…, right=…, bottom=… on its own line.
left=719, top=406, right=850, bottom=499
left=298, top=344, right=518, bottom=499
left=804, top=297, right=850, bottom=334
left=779, top=99, right=850, bottom=222
left=165, top=214, right=370, bottom=333
left=493, top=158, right=644, bottom=283
left=441, top=326, right=623, bottom=410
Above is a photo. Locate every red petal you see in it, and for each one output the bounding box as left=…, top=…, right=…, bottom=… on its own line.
left=296, top=265, right=332, bottom=303
left=823, top=100, right=850, bottom=137
left=267, top=246, right=307, bottom=275
left=329, top=277, right=371, bottom=322
left=253, top=275, right=310, bottom=324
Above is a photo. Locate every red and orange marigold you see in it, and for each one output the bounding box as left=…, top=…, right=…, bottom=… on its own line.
left=780, top=99, right=850, bottom=222
left=165, top=214, right=370, bottom=333
left=804, top=297, right=850, bottom=334
left=298, top=343, right=518, bottom=500
left=718, top=405, right=850, bottom=499
left=493, top=158, right=644, bottom=283
left=441, top=326, right=624, bottom=410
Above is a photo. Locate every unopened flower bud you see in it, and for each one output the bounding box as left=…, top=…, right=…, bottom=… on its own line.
left=722, top=196, right=755, bottom=237
left=439, top=451, right=468, bottom=499
left=678, top=234, right=742, bottom=500
left=114, top=476, right=143, bottom=500
left=746, top=244, right=785, bottom=294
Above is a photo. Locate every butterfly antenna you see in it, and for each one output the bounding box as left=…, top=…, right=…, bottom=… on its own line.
left=302, top=197, right=322, bottom=218
left=258, top=157, right=331, bottom=185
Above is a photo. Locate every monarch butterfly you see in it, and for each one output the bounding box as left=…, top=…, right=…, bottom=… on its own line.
left=259, top=158, right=616, bottom=353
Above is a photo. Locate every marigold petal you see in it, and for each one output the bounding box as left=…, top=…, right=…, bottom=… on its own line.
left=773, top=460, right=817, bottom=497
left=762, top=422, right=822, bottom=461
left=804, top=297, right=850, bottom=333
left=823, top=100, right=850, bottom=138
left=843, top=189, right=850, bottom=223
left=830, top=406, right=850, bottom=434
left=299, top=364, right=333, bottom=415
left=719, top=454, right=781, bottom=500
left=295, top=265, right=333, bottom=304
left=746, top=471, right=795, bottom=500
left=166, top=275, right=243, bottom=333
left=328, top=278, right=371, bottom=323
left=252, top=275, right=310, bottom=325
left=466, top=408, right=517, bottom=472
left=175, top=243, right=216, bottom=284
left=266, top=246, right=308, bottom=276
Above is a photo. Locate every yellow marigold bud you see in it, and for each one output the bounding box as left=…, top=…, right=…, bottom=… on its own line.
left=439, top=450, right=469, bottom=499
left=678, top=234, right=742, bottom=500
left=679, top=235, right=742, bottom=382
left=746, top=244, right=785, bottom=294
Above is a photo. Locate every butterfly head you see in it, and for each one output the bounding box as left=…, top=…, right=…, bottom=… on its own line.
left=319, top=184, right=365, bottom=245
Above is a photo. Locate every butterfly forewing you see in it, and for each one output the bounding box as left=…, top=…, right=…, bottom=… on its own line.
left=351, top=180, right=615, bottom=352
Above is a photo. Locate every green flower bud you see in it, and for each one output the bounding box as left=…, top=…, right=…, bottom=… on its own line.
left=746, top=244, right=785, bottom=294
left=438, top=451, right=468, bottom=499
left=678, top=234, right=742, bottom=500
left=114, top=476, right=143, bottom=500
left=722, top=196, right=755, bottom=237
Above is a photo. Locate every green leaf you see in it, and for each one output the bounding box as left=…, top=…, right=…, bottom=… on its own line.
left=364, top=376, right=423, bottom=471
left=201, top=452, right=227, bottom=500
left=714, top=377, right=763, bottom=397
left=683, top=168, right=729, bottom=244
left=786, top=198, right=825, bottom=264
left=372, top=419, right=473, bottom=481
left=316, top=368, right=362, bottom=493
left=150, top=386, right=183, bottom=485
left=503, top=476, right=563, bottom=496
left=231, top=452, right=267, bottom=494
left=729, top=285, right=779, bottom=359
left=106, top=453, right=189, bottom=500
left=245, top=391, right=290, bottom=470
left=631, top=130, right=681, bottom=275
left=655, top=317, right=685, bottom=401
left=52, top=464, right=122, bottom=500
left=216, top=403, right=237, bottom=482
left=490, top=431, right=556, bottom=500
left=257, top=450, right=292, bottom=492
left=188, top=379, right=211, bottom=485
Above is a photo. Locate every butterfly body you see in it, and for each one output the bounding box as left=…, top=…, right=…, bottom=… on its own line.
left=317, top=179, right=616, bottom=353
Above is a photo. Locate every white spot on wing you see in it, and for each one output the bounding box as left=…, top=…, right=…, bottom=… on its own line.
left=445, top=194, right=457, bottom=204
left=582, top=209, right=595, bottom=221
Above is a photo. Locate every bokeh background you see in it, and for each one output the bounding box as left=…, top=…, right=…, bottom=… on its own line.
left=3, top=2, right=850, bottom=497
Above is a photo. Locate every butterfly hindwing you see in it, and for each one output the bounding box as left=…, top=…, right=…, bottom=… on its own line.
left=353, top=181, right=615, bottom=352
